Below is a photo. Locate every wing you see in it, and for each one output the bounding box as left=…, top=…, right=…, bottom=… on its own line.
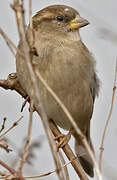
left=90, top=72, right=100, bottom=102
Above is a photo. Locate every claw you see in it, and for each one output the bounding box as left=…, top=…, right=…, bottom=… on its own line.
left=55, top=131, right=71, bottom=150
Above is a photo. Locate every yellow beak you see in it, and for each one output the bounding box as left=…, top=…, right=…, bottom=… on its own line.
left=70, top=15, right=89, bottom=30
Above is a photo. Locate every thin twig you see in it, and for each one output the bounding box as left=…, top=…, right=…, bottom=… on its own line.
left=0, top=159, right=25, bottom=180
left=24, top=157, right=79, bottom=179
left=29, top=0, right=32, bottom=29
left=0, top=139, right=12, bottom=153
left=0, top=116, right=23, bottom=139
left=99, top=59, right=117, bottom=171
left=0, top=160, right=16, bottom=175
left=58, top=150, right=70, bottom=180
left=0, top=170, right=6, bottom=176
left=35, top=68, right=102, bottom=180
left=0, top=27, right=17, bottom=56
left=11, top=1, right=64, bottom=179
left=0, top=177, right=5, bottom=179
left=0, top=73, right=28, bottom=99
left=0, top=160, right=25, bottom=180
left=18, top=101, right=33, bottom=173
left=0, top=118, right=7, bottom=133
left=28, top=0, right=34, bottom=47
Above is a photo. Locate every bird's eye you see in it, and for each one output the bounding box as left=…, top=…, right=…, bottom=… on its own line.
left=56, top=16, right=64, bottom=21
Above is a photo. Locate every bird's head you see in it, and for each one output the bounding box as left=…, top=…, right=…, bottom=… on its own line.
left=32, top=5, right=89, bottom=40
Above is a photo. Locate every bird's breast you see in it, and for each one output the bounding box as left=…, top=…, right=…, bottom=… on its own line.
left=33, top=41, right=94, bottom=131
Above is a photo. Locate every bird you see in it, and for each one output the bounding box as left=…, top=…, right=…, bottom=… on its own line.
left=16, top=4, right=100, bottom=177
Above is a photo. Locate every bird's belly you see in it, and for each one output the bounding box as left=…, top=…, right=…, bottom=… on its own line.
left=38, top=79, right=93, bottom=133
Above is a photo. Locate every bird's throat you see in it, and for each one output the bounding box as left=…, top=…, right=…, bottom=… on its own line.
left=67, top=30, right=81, bottom=41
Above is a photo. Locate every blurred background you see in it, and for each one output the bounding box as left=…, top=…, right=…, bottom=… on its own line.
left=0, top=0, right=117, bottom=179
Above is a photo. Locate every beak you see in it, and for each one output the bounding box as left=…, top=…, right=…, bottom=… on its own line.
left=70, top=15, right=89, bottom=30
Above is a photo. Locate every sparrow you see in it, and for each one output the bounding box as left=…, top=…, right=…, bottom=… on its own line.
left=16, top=5, right=100, bottom=177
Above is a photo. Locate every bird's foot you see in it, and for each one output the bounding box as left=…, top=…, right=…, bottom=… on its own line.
left=55, top=131, right=71, bottom=149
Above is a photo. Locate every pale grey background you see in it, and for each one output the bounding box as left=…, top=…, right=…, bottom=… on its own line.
left=0, top=0, right=117, bottom=179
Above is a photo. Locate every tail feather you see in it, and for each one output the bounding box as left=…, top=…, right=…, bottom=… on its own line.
left=75, top=141, right=94, bottom=177
left=79, top=155, right=94, bottom=177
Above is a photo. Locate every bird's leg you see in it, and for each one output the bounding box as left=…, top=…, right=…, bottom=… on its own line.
left=55, top=130, right=72, bottom=149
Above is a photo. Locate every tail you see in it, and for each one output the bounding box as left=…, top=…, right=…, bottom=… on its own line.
left=75, top=139, right=94, bottom=177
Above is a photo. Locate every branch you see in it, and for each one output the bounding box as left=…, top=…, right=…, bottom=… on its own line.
left=0, top=160, right=25, bottom=180
left=99, top=59, right=117, bottom=170
left=0, top=116, right=23, bottom=139
left=0, top=139, right=12, bottom=153
left=0, top=118, right=7, bottom=133
left=0, top=160, right=16, bottom=175
left=0, top=73, right=27, bottom=99
left=49, top=120, right=89, bottom=180
left=18, top=101, right=33, bottom=173
left=0, top=27, right=17, bottom=56
left=24, top=157, right=85, bottom=179
left=11, top=1, right=64, bottom=179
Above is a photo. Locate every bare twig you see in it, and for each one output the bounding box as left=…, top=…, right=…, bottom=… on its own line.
left=0, top=27, right=17, bottom=56
left=29, top=0, right=32, bottom=29
left=0, top=160, right=25, bottom=180
left=11, top=1, right=64, bottom=179
left=0, top=170, right=6, bottom=176
left=49, top=120, right=88, bottom=180
left=58, top=150, right=70, bottom=180
left=24, top=157, right=80, bottom=179
left=0, top=116, right=23, bottom=139
left=0, top=158, right=73, bottom=180
left=18, top=101, right=33, bottom=173
left=0, top=73, right=28, bottom=99
left=0, top=118, right=7, bottom=133
left=0, top=160, right=16, bottom=175
left=99, top=59, right=117, bottom=171
left=28, top=0, right=34, bottom=48
left=0, top=139, right=12, bottom=153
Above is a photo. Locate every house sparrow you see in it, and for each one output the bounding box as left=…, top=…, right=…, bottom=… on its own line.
left=16, top=5, right=100, bottom=177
